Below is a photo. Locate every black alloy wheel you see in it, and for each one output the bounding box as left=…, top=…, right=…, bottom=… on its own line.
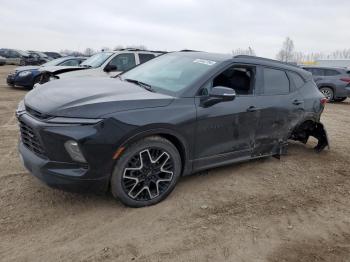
left=111, top=136, right=181, bottom=207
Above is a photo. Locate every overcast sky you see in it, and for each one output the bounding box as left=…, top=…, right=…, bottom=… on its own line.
left=0, top=0, right=349, bottom=58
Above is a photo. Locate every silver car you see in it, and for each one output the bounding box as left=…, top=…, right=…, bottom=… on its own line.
left=303, top=66, right=350, bottom=102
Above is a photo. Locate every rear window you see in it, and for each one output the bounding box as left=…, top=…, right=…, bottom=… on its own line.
left=289, top=72, right=305, bottom=89
left=305, top=68, right=324, bottom=76
left=324, top=69, right=340, bottom=76
left=139, top=53, right=155, bottom=64
left=263, top=68, right=290, bottom=95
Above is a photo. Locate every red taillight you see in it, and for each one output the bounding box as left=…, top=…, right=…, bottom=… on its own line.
left=320, top=97, right=328, bottom=105
left=340, top=77, right=350, bottom=83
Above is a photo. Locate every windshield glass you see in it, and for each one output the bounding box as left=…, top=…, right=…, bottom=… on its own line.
left=121, top=53, right=218, bottom=95
left=17, top=50, right=30, bottom=56
left=42, top=57, right=70, bottom=66
left=81, top=52, right=113, bottom=68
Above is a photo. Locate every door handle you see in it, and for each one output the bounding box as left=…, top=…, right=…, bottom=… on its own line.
left=246, top=106, right=259, bottom=112
left=293, top=100, right=304, bottom=105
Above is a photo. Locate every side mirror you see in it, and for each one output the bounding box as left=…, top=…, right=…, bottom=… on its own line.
left=104, top=64, right=117, bottom=72
left=201, top=86, right=236, bottom=107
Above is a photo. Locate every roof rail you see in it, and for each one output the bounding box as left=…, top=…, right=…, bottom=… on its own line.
left=234, top=55, right=300, bottom=68
left=180, top=49, right=200, bottom=52
left=113, top=48, right=167, bottom=53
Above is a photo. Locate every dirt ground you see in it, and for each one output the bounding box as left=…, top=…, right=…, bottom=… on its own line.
left=0, top=65, right=349, bottom=262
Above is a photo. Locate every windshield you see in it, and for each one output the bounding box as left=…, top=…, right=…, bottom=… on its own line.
left=121, top=53, right=218, bottom=95
left=42, top=57, right=70, bottom=66
left=17, top=50, right=30, bottom=56
left=81, top=52, right=113, bottom=68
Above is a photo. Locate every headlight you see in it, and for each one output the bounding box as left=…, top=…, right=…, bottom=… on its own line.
left=16, top=100, right=25, bottom=117
left=18, top=71, right=32, bottom=77
left=64, top=140, right=87, bottom=163
left=46, top=117, right=102, bottom=124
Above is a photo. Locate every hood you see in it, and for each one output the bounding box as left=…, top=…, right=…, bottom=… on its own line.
left=24, top=78, right=174, bottom=118
left=15, top=65, right=40, bottom=72
left=56, top=68, right=105, bottom=79
left=39, top=66, right=86, bottom=74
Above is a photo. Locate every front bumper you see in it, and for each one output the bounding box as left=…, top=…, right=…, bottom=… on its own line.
left=6, top=74, right=15, bottom=86
left=16, top=113, right=118, bottom=194
left=19, top=142, right=109, bottom=193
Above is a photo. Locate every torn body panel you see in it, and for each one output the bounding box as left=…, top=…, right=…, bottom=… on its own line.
left=290, top=121, right=329, bottom=152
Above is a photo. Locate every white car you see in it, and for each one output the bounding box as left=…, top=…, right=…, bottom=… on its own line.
left=40, top=49, right=164, bottom=82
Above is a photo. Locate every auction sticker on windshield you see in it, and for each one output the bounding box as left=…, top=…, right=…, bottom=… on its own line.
left=193, top=59, right=216, bottom=66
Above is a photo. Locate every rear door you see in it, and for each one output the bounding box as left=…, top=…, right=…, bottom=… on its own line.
left=252, top=67, right=300, bottom=156
left=138, top=53, right=156, bottom=64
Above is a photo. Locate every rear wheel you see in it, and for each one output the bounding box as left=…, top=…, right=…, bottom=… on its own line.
left=319, top=87, right=334, bottom=101
left=110, top=136, right=182, bottom=207
left=333, top=97, right=347, bottom=102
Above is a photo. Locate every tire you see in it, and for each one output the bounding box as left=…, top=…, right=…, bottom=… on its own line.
left=111, top=136, right=182, bottom=207
left=333, top=97, right=347, bottom=102
left=319, top=87, right=334, bottom=101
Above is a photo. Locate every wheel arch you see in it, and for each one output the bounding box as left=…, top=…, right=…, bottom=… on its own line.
left=114, top=127, right=192, bottom=176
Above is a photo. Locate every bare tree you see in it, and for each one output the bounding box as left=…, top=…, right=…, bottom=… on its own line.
left=276, top=37, right=294, bottom=62
left=84, top=48, right=95, bottom=56
left=232, top=47, right=256, bottom=56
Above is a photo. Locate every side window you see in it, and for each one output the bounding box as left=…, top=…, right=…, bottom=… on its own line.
left=108, top=53, right=136, bottom=72
left=324, top=69, right=340, bottom=76
left=310, top=68, right=324, bottom=76
left=139, top=53, right=155, bottom=64
left=211, top=65, right=256, bottom=95
left=60, top=60, right=80, bottom=66
left=263, top=68, right=289, bottom=95
left=289, top=72, right=305, bottom=89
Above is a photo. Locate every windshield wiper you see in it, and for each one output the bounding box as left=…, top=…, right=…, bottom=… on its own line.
left=124, top=78, right=155, bottom=92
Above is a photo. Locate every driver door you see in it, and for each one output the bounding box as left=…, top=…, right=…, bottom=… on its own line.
left=193, top=64, right=260, bottom=170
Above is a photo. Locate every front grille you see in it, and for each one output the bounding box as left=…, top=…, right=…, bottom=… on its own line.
left=25, top=106, right=52, bottom=120
left=19, top=119, right=46, bottom=157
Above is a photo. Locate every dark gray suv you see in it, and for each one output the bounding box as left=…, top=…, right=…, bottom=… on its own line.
left=303, top=66, right=350, bottom=102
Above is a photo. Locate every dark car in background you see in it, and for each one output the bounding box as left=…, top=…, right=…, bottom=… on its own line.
left=303, top=66, right=350, bottom=102
left=17, top=52, right=329, bottom=207
left=0, top=56, right=6, bottom=66
left=7, top=56, right=86, bottom=89
left=44, top=52, right=62, bottom=59
left=27, top=51, right=52, bottom=64
left=0, top=48, right=37, bottom=65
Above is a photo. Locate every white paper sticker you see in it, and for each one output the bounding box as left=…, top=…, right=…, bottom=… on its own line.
left=193, top=59, right=216, bottom=66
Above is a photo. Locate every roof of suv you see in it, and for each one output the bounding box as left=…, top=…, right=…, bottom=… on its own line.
left=176, top=51, right=309, bottom=77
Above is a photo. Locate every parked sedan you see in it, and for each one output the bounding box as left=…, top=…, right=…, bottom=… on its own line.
left=0, top=56, right=6, bottom=66
left=303, top=66, right=350, bottom=102
left=27, top=51, right=52, bottom=64
left=17, top=51, right=329, bottom=207
left=0, top=49, right=37, bottom=65
left=44, top=52, right=62, bottom=59
left=7, top=57, right=86, bottom=89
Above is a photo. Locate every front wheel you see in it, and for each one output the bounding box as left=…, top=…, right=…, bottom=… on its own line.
left=111, top=136, right=182, bottom=207
left=319, top=87, right=334, bottom=101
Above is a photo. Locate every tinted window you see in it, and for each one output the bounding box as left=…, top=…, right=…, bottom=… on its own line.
left=324, top=69, right=340, bottom=76
left=310, top=68, right=324, bottom=76
left=212, top=66, right=255, bottom=95
left=263, top=68, right=289, bottom=95
left=139, top=53, right=155, bottom=64
left=109, top=53, right=136, bottom=71
left=289, top=72, right=305, bottom=89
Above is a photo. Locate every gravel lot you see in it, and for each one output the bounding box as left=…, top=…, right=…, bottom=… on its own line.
left=0, top=65, right=349, bottom=262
